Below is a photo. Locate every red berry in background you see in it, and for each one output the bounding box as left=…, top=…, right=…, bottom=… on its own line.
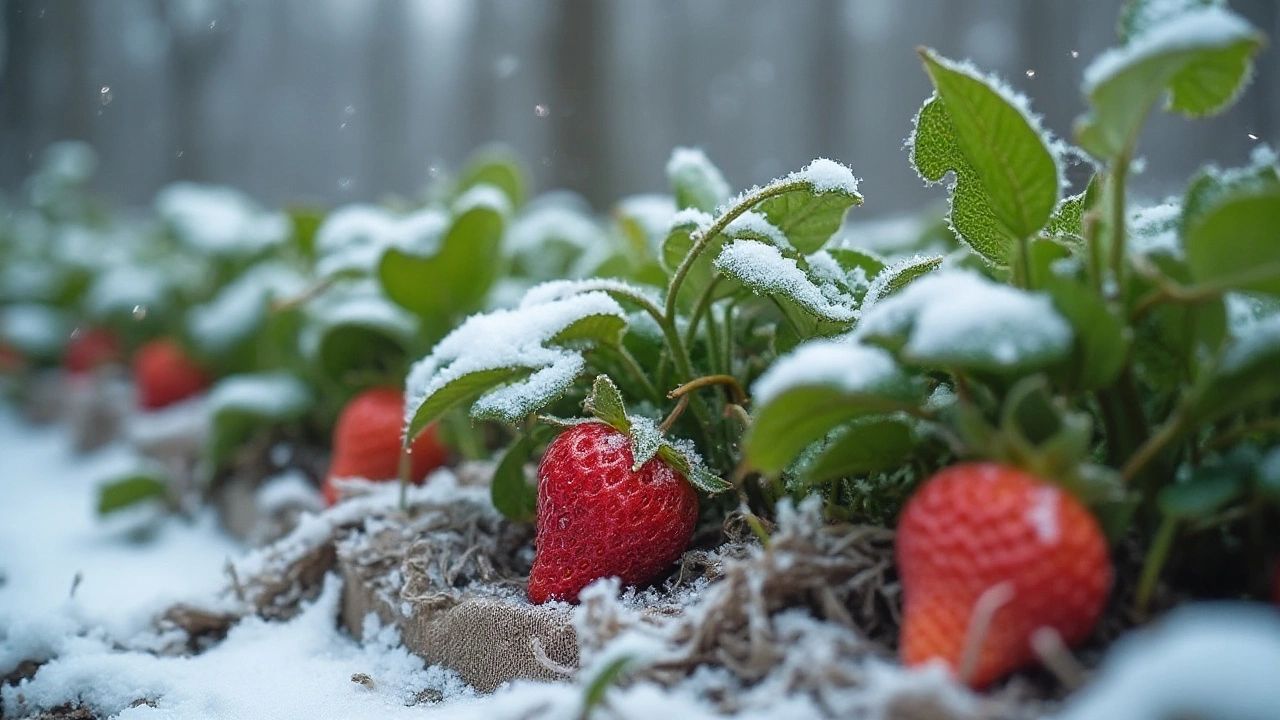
left=896, top=462, right=1112, bottom=689
left=527, top=422, right=699, bottom=604
left=0, top=343, right=23, bottom=374
left=132, top=338, right=210, bottom=410
left=322, top=387, right=448, bottom=506
left=64, top=327, right=122, bottom=375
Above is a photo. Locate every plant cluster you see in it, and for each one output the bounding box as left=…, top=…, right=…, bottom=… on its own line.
left=2, top=0, right=1279, bottom=691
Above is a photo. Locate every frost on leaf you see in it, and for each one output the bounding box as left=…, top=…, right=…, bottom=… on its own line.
left=1128, top=200, right=1184, bottom=258
left=155, top=182, right=292, bottom=257
left=714, top=240, right=857, bottom=323
left=748, top=159, right=863, bottom=254
left=314, top=204, right=449, bottom=279
left=666, top=147, right=731, bottom=213
left=746, top=338, right=921, bottom=474
left=861, top=254, right=944, bottom=313
left=857, top=270, right=1073, bottom=373
left=1078, top=1, right=1263, bottom=160
left=404, top=291, right=627, bottom=436
left=910, top=50, right=1060, bottom=266
left=506, top=198, right=603, bottom=280
left=188, top=263, right=307, bottom=355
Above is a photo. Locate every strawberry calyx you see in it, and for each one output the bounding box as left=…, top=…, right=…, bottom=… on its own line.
left=544, top=374, right=731, bottom=495
left=949, top=376, right=1129, bottom=518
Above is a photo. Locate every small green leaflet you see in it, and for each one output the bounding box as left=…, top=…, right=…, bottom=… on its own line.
left=457, top=145, right=527, bottom=209
left=97, top=473, right=169, bottom=515
left=1076, top=3, right=1263, bottom=160
left=911, top=49, right=1060, bottom=266
left=379, top=204, right=506, bottom=322
left=491, top=433, right=538, bottom=522
left=581, top=375, right=730, bottom=494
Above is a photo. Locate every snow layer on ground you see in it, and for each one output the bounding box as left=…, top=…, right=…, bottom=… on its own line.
left=0, top=406, right=242, bottom=673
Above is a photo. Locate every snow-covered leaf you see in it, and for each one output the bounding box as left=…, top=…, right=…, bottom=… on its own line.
left=1077, top=2, right=1263, bottom=160
left=379, top=203, right=506, bottom=323
left=155, top=182, right=291, bottom=257
left=857, top=270, right=1073, bottom=374
left=314, top=204, right=449, bottom=279
left=1193, top=314, right=1280, bottom=422
left=0, top=303, right=69, bottom=358
left=666, top=147, right=730, bottom=213
left=655, top=442, right=729, bottom=494
left=405, top=291, right=627, bottom=437
left=207, top=372, right=313, bottom=467
left=457, top=145, right=526, bottom=209
left=714, top=239, right=857, bottom=323
left=911, top=50, right=1060, bottom=265
left=745, top=339, right=922, bottom=474
left=860, top=254, right=944, bottom=312
left=187, top=263, right=307, bottom=356
left=301, top=282, right=418, bottom=384
left=583, top=374, right=630, bottom=433
left=756, top=159, right=862, bottom=254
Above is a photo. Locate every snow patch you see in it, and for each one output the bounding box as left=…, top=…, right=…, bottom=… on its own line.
left=155, top=182, right=291, bottom=256
left=752, top=338, right=901, bottom=407
left=1084, top=6, right=1256, bottom=93
left=714, top=240, right=857, bottom=323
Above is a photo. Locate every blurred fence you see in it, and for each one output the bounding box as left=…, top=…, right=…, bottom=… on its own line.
left=1, top=0, right=1277, bottom=215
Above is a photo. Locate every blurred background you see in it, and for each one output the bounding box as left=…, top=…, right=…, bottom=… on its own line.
left=1, top=0, right=1277, bottom=216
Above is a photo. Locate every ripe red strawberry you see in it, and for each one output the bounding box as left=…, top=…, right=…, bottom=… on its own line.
left=64, top=327, right=122, bottom=375
left=527, top=422, right=698, bottom=604
left=132, top=338, right=210, bottom=410
left=896, top=462, right=1112, bottom=689
left=322, top=387, right=448, bottom=506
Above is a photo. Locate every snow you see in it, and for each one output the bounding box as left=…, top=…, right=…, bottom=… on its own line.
left=1218, top=313, right=1280, bottom=375
left=405, top=291, right=626, bottom=426
left=0, top=303, right=68, bottom=356
left=713, top=240, right=857, bottom=323
left=188, top=263, right=308, bottom=354
left=724, top=210, right=794, bottom=251
left=669, top=208, right=713, bottom=233
left=1128, top=200, right=1183, bottom=257
left=207, top=372, right=312, bottom=418
left=666, top=147, right=731, bottom=205
left=3, top=575, right=476, bottom=720
left=752, top=338, right=902, bottom=407
left=858, top=253, right=941, bottom=311
left=315, top=205, right=449, bottom=278
left=155, top=182, right=292, bottom=257
left=1054, top=604, right=1280, bottom=720
left=615, top=194, right=676, bottom=249
left=0, top=406, right=241, bottom=673
left=1084, top=5, right=1255, bottom=93
left=300, top=280, right=418, bottom=357
left=452, top=184, right=513, bottom=217
left=255, top=470, right=323, bottom=515
left=786, top=158, right=861, bottom=196
left=857, top=270, right=1073, bottom=369
left=518, top=278, right=661, bottom=310
left=86, top=264, right=168, bottom=316
left=506, top=204, right=600, bottom=253
left=1024, top=486, right=1061, bottom=545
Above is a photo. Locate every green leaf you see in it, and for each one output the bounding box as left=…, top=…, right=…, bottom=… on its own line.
left=581, top=656, right=633, bottom=716
left=315, top=321, right=411, bottom=386
left=1258, top=447, right=1280, bottom=503
left=549, top=312, right=627, bottom=346
left=803, top=418, right=916, bottom=485
left=757, top=181, right=862, bottom=255
left=491, top=434, right=538, bottom=522
left=713, top=240, right=857, bottom=324
left=1043, top=190, right=1087, bottom=244
left=457, top=146, right=526, bottom=209
left=1045, top=272, right=1131, bottom=391
left=656, top=444, right=731, bottom=494
left=208, top=373, right=313, bottom=468
left=1192, top=315, right=1280, bottom=422
left=407, top=367, right=533, bottom=441
left=1159, top=470, right=1247, bottom=520
left=1184, top=189, right=1280, bottom=298
left=861, top=255, right=943, bottom=309
left=667, top=147, right=730, bottom=213
left=1076, top=5, right=1263, bottom=160
left=379, top=205, right=505, bottom=322
left=912, top=49, right=1060, bottom=265
left=745, top=341, right=922, bottom=474
left=97, top=473, right=168, bottom=515
left=287, top=205, right=326, bottom=259
left=583, top=374, right=630, bottom=433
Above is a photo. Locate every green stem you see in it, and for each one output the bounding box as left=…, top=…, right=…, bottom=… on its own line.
left=1135, top=514, right=1178, bottom=617
left=663, top=180, right=810, bottom=323
left=1014, top=235, right=1033, bottom=290
left=1108, top=157, right=1130, bottom=302
left=600, top=343, right=661, bottom=405
left=1121, top=408, right=1189, bottom=485
left=683, top=277, right=723, bottom=351
left=397, top=445, right=411, bottom=511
